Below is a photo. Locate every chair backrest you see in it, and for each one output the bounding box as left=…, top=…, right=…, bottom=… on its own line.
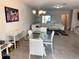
left=28, top=30, right=33, bottom=39
left=50, top=31, right=55, bottom=42
left=29, top=38, right=43, bottom=56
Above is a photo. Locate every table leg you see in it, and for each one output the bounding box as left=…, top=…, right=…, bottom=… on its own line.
left=0, top=50, right=2, bottom=59
left=14, top=37, right=16, bottom=49
left=6, top=47, right=9, bottom=55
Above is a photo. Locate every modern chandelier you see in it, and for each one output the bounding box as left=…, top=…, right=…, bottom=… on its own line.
left=32, top=9, right=46, bottom=16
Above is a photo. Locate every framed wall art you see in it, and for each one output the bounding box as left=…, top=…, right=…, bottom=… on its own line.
left=5, top=6, right=19, bottom=23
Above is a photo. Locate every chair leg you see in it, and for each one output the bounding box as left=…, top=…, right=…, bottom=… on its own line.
left=42, top=56, right=43, bottom=59
left=29, top=54, right=30, bottom=59
left=43, top=45, right=46, bottom=56
left=51, top=44, right=53, bottom=56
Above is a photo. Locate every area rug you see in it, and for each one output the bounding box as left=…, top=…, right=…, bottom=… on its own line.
left=47, top=29, right=68, bottom=36
left=56, top=30, right=68, bottom=36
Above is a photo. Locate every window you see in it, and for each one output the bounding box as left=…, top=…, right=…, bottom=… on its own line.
left=42, top=15, right=51, bottom=23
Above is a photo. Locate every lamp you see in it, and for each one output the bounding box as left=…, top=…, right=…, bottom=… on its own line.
left=53, top=2, right=66, bottom=9
left=32, top=9, right=46, bottom=16
left=32, top=10, right=36, bottom=14
left=53, top=5, right=63, bottom=8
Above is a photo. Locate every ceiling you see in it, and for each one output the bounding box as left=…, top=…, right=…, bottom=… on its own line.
left=21, top=0, right=79, bottom=10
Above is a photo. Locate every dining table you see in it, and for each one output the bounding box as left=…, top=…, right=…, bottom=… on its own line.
left=33, top=31, right=50, bottom=42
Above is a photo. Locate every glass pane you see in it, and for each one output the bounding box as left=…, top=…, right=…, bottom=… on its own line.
left=42, top=15, right=51, bottom=23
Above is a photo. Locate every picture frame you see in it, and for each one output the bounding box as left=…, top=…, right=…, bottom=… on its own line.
left=5, top=6, right=19, bottom=23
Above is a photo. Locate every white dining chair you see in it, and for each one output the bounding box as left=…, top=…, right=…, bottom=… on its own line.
left=29, top=38, right=46, bottom=59
left=43, top=31, right=55, bottom=54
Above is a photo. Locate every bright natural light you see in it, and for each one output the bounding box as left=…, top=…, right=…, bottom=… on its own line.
left=42, top=15, right=51, bottom=23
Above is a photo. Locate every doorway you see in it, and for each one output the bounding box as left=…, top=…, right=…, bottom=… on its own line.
left=61, top=14, right=69, bottom=31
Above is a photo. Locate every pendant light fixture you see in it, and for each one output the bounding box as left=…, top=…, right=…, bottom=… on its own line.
left=32, top=8, right=46, bottom=16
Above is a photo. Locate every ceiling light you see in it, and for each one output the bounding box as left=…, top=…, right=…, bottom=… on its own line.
left=32, top=9, right=46, bottom=16
left=53, top=2, right=66, bottom=9
left=39, top=10, right=43, bottom=15
left=32, top=10, right=36, bottom=14
left=43, top=11, right=46, bottom=14
left=53, top=5, right=63, bottom=8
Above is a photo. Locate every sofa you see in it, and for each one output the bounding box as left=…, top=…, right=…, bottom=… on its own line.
left=31, top=23, right=64, bottom=33
left=48, top=23, right=64, bottom=31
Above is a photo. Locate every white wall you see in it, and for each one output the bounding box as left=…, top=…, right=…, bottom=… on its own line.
left=47, top=10, right=72, bottom=30
left=71, top=9, right=79, bottom=31
left=47, top=10, right=71, bottom=24
left=0, top=0, right=34, bottom=34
